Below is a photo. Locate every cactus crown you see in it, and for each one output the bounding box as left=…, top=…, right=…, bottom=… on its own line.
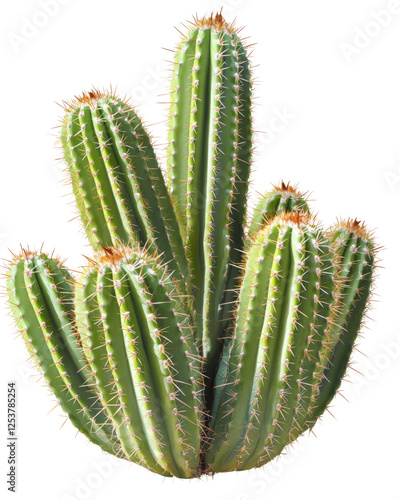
left=191, top=12, right=236, bottom=32
left=61, top=88, right=126, bottom=111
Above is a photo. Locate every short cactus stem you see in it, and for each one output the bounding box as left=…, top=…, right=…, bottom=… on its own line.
left=166, top=13, right=253, bottom=380
left=60, top=90, right=190, bottom=297
left=6, top=250, right=117, bottom=456
left=75, top=246, right=203, bottom=478
left=206, top=213, right=338, bottom=472
left=308, top=219, right=376, bottom=424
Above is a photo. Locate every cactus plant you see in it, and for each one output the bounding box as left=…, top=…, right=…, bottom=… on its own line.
left=7, top=247, right=203, bottom=478
left=5, top=12, right=377, bottom=479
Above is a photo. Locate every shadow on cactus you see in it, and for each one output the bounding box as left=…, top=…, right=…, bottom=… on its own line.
left=5, top=13, right=378, bottom=478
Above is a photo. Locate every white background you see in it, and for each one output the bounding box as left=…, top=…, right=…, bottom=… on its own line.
left=1, top=0, right=399, bottom=499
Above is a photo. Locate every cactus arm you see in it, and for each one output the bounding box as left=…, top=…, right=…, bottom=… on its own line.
left=206, top=215, right=343, bottom=473
left=235, top=226, right=313, bottom=470
left=240, top=228, right=329, bottom=469
left=6, top=253, right=116, bottom=454
left=309, top=223, right=375, bottom=422
left=75, top=248, right=202, bottom=478
left=167, top=16, right=253, bottom=383
left=248, top=183, right=310, bottom=238
left=216, top=185, right=310, bottom=381
left=61, top=93, right=190, bottom=297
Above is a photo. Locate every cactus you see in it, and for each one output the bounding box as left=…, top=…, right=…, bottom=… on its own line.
left=206, top=213, right=337, bottom=471
left=74, top=245, right=203, bottom=477
left=308, top=219, right=376, bottom=423
left=166, top=13, right=252, bottom=381
left=5, top=12, right=378, bottom=479
left=7, top=247, right=203, bottom=478
left=205, top=213, right=376, bottom=473
left=5, top=251, right=118, bottom=455
left=60, top=91, right=190, bottom=298
left=216, top=182, right=311, bottom=363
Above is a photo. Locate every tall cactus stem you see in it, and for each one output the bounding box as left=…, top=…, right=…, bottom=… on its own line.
left=166, top=14, right=253, bottom=382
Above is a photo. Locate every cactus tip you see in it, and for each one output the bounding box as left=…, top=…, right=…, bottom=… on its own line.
left=268, top=210, right=316, bottom=229
left=192, top=11, right=235, bottom=33
left=333, top=218, right=375, bottom=243
left=272, top=181, right=306, bottom=198
left=60, top=86, right=129, bottom=113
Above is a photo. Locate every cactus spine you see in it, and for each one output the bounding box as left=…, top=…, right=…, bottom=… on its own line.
left=5, top=12, right=378, bottom=479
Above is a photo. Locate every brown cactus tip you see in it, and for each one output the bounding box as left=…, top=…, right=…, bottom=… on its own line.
left=60, top=86, right=130, bottom=113
left=272, top=181, right=308, bottom=200
left=98, top=246, right=127, bottom=267
left=192, top=11, right=235, bottom=33
left=7, top=245, right=65, bottom=268
left=333, top=218, right=374, bottom=242
left=84, top=244, right=160, bottom=271
left=269, top=210, right=317, bottom=229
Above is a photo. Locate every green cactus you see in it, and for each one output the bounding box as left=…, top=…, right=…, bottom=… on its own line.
left=5, top=12, right=378, bottom=479
left=7, top=247, right=203, bottom=478
left=6, top=251, right=118, bottom=456
left=205, top=214, right=376, bottom=473
left=166, top=13, right=252, bottom=380
left=60, top=91, right=190, bottom=298
left=308, top=219, right=376, bottom=423
left=75, top=245, right=203, bottom=477
left=216, top=182, right=311, bottom=364
left=206, top=213, right=337, bottom=471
